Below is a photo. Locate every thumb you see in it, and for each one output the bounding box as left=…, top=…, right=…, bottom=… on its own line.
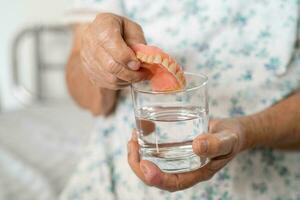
left=123, top=18, right=147, bottom=46
left=192, top=131, right=238, bottom=158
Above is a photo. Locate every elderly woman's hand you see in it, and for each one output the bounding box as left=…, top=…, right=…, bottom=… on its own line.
left=127, top=118, right=251, bottom=192
left=80, top=13, right=148, bottom=90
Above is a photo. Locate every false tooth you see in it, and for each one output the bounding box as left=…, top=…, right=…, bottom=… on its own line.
left=136, top=52, right=143, bottom=59
left=147, top=55, right=154, bottom=63
left=176, top=71, right=183, bottom=80
left=153, top=54, right=162, bottom=63
left=175, top=64, right=181, bottom=73
left=176, top=71, right=185, bottom=86
left=168, top=63, right=176, bottom=74
left=141, top=54, right=148, bottom=62
left=162, top=58, right=169, bottom=68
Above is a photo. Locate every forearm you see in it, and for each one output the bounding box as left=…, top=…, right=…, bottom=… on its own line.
left=240, top=92, right=300, bottom=150
left=66, top=25, right=118, bottom=116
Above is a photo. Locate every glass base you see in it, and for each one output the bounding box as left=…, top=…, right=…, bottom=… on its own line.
left=141, top=152, right=209, bottom=173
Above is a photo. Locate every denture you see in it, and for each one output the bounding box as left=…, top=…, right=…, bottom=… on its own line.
left=132, top=44, right=186, bottom=92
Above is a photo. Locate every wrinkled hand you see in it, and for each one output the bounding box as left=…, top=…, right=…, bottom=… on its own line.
left=127, top=118, right=248, bottom=192
left=81, top=13, right=149, bottom=90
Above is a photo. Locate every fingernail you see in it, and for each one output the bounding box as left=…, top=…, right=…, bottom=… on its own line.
left=200, top=140, right=208, bottom=153
left=127, top=61, right=140, bottom=70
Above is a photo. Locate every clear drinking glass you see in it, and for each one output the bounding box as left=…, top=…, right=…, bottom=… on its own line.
left=131, top=72, right=209, bottom=173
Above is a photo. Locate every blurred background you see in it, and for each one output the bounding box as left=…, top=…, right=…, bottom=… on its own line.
left=0, top=1, right=93, bottom=199
left=1, top=0, right=69, bottom=110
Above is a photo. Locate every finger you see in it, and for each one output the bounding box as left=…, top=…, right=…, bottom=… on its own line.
left=123, top=18, right=146, bottom=46
left=81, top=49, right=131, bottom=89
left=192, top=131, right=238, bottom=158
left=86, top=71, right=128, bottom=90
left=96, top=46, right=149, bottom=82
left=136, top=120, right=155, bottom=136
left=98, top=72, right=130, bottom=86
left=127, top=130, right=146, bottom=182
left=139, top=158, right=229, bottom=192
left=89, top=70, right=129, bottom=85
left=95, top=14, right=141, bottom=70
left=208, top=119, right=221, bottom=132
left=81, top=45, right=103, bottom=78
left=92, top=79, right=127, bottom=90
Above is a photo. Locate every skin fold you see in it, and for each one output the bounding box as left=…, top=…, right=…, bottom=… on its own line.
left=66, top=13, right=300, bottom=191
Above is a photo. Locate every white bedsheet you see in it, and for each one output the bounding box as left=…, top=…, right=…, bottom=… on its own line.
left=0, top=100, right=93, bottom=200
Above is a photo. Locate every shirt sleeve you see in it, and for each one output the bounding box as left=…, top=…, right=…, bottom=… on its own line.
left=63, top=0, right=124, bottom=24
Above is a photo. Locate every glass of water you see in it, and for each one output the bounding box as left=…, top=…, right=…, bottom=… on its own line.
left=131, top=72, right=209, bottom=173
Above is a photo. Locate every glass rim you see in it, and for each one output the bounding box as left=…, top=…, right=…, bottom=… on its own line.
left=131, top=72, right=208, bottom=95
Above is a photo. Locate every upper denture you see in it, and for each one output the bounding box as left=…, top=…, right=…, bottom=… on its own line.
left=132, top=44, right=186, bottom=91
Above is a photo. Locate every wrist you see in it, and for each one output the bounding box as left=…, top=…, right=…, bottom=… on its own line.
left=98, top=88, right=118, bottom=116
left=236, top=114, right=263, bottom=151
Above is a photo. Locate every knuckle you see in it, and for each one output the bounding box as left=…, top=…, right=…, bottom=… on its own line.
left=208, top=119, right=221, bottom=132
left=134, top=23, right=145, bottom=37
left=106, top=59, right=122, bottom=74
left=130, top=20, right=143, bottom=32
left=231, top=133, right=239, bottom=147
left=230, top=133, right=239, bottom=153
left=135, top=23, right=143, bottom=32
left=98, top=29, right=113, bottom=43
left=95, top=13, right=122, bottom=33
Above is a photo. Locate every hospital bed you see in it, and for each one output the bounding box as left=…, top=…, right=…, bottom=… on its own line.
left=0, top=25, right=93, bottom=199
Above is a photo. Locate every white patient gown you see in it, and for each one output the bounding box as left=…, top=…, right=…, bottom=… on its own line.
left=61, top=0, right=300, bottom=199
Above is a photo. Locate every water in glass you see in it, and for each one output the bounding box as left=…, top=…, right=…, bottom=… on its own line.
left=135, top=105, right=209, bottom=173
